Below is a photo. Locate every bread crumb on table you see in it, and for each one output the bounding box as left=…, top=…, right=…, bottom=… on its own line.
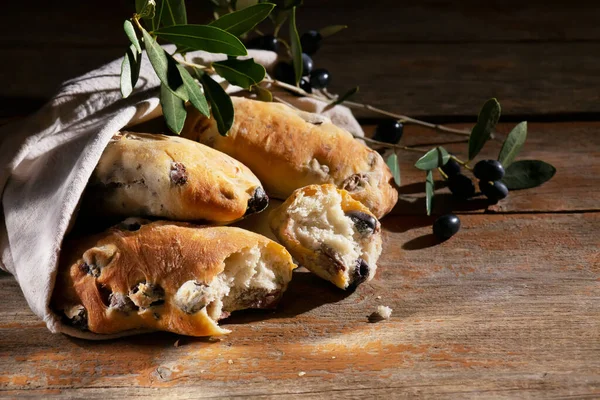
left=228, top=359, right=234, bottom=365
left=369, top=305, right=392, bottom=322
left=298, top=371, right=306, bottom=377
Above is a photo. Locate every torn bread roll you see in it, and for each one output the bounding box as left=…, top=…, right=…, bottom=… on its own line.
left=181, top=97, right=397, bottom=218
left=80, top=132, right=268, bottom=224
left=270, top=185, right=382, bottom=290
left=51, top=220, right=295, bottom=337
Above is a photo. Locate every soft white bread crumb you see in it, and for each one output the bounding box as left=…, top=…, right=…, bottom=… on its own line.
left=285, top=185, right=381, bottom=287
left=375, top=305, right=392, bottom=320
left=173, top=245, right=288, bottom=322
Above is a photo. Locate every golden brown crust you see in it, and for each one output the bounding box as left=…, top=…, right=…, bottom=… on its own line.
left=80, top=132, right=268, bottom=224
left=181, top=97, right=398, bottom=218
left=270, top=185, right=382, bottom=290
left=52, top=221, right=295, bottom=337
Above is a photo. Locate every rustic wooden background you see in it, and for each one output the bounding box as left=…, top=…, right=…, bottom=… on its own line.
left=1, top=1, right=599, bottom=398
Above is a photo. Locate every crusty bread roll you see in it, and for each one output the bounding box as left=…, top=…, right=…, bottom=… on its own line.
left=181, top=97, right=398, bottom=219
left=80, top=132, right=268, bottom=224
left=270, top=185, right=382, bottom=290
left=51, top=220, right=295, bottom=336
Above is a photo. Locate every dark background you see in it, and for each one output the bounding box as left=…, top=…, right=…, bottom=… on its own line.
left=2, top=1, right=599, bottom=121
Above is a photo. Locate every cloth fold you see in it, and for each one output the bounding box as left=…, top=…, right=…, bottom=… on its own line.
left=0, top=46, right=364, bottom=339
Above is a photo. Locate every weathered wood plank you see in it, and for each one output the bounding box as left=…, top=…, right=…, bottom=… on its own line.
left=1, top=2, right=600, bottom=116
left=371, top=121, right=600, bottom=214
left=1, top=213, right=598, bottom=397
left=3, top=42, right=599, bottom=117
left=3, top=1, right=600, bottom=45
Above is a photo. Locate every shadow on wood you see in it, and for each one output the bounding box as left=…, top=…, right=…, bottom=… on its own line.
left=223, top=269, right=353, bottom=325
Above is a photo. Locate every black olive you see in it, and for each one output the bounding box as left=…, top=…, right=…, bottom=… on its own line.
left=433, top=214, right=461, bottom=241
left=473, top=160, right=505, bottom=181
left=346, top=210, right=378, bottom=235
left=246, top=186, right=269, bottom=216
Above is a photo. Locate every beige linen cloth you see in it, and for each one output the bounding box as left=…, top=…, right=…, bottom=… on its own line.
left=0, top=46, right=364, bottom=339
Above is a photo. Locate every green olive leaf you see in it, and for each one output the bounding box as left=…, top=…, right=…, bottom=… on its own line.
left=319, top=25, right=348, bottom=38
left=425, top=170, right=434, bottom=216
left=176, top=64, right=210, bottom=117
left=386, top=153, right=401, bottom=186
left=271, top=10, right=290, bottom=35
left=124, top=20, right=142, bottom=53
left=498, top=121, right=527, bottom=167
left=135, top=0, right=156, bottom=27
left=212, top=58, right=266, bottom=89
left=501, top=160, right=556, bottom=190
left=120, top=44, right=142, bottom=98
left=155, top=25, right=247, bottom=56
left=289, top=7, right=302, bottom=85
left=254, top=86, right=273, bottom=102
left=414, top=146, right=450, bottom=171
left=468, top=98, right=501, bottom=161
left=141, top=27, right=188, bottom=100
left=160, top=83, right=187, bottom=134
left=210, top=3, right=275, bottom=37
left=159, top=0, right=187, bottom=27
left=200, top=74, right=234, bottom=136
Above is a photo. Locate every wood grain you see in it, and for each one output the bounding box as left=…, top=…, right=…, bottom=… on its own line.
left=1, top=213, right=598, bottom=398
left=375, top=121, right=600, bottom=214
left=2, top=2, right=600, bottom=116
left=2, top=2, right=599, bottom=398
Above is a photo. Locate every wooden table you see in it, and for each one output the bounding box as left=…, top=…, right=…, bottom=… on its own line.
left=1, top=1, right=599, bottom=398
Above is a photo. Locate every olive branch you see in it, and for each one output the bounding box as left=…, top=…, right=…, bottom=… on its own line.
left=122, top=0, right=556, bottom=216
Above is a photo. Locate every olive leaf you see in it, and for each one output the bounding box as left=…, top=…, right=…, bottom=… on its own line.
left=425, top=170, right=434, bottom=216
left=159, top=0, right=187, bottom=27
left=501, top=160, right=556, bottom=190
left=254, top=86, right=273, bottom=102
left=212, top=58, right=266, bottom=89
left=210, top=3, right=275, bottom=37
left=155, top=25, right=248, bottom=56
left=468, top=98, right=501, bottom=161
left=120, top=44, right=142, bottom=98
left=498, top=121, right=527, bottom=167
left=414, top=146, right=450, bottom=171
left=135, top=0, right=156, bottom=27
left=136, top=0, right=186, bottom=31
left=160, top=83, right=187, bottom=134
left=176, top=64, right=210, bottom=117
left=141, top=28, right=188, bottom=100
left=319, top=25, right=347, bottom=38
left=288, top=7, right=303, bottom=85
left=271, top=10, right=290, bottom=35
left=124, top=20, right=142, bottom=53
left=386, top=153, right=401, bottom=186
left=324, top=86, right=358, bottom=111
left=200, top=74, right=235, bottom=136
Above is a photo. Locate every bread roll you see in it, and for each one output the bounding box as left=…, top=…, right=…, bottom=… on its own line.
left=181, top=97, right=397, bottom=218
left=80, top=132, right=268, bottom=224
left=270, top=185, right=382, bottom=290
left=52, top=220, right=296, bottom=336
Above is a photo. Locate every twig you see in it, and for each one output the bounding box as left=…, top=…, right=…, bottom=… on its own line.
left=264, top=78, right=472, bottom=137
left=176, top=58, right=214, bottom=73
left=342, top=100, right=470, bottom=137
left=355, top=135, right=427, bottom=154
left=272, top=95, right=300, bottom=110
